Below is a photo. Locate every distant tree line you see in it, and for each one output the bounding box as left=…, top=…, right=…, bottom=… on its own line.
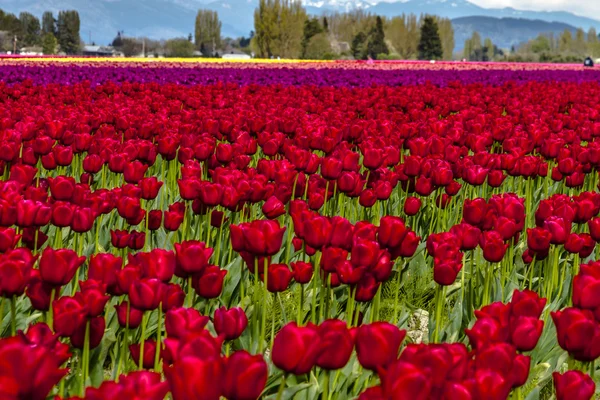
left=1, top=4, right=455, bottom=60
left=511, top=28, right=600, bottom=63
left=249, top=1, right=454, bottom=60
left=0, top=8, right=80, bottom=54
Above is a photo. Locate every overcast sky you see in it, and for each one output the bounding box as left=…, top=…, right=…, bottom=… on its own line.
left=469, top=0, right=600, bottom=17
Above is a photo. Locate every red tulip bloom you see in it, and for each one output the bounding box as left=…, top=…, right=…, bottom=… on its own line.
left=480, top=230, right=508, bottom=263
left=463, top=198, right=487, bottom=227
left=193, top=265, right=227, bottom=299
left=378, top=216, right=408, bottom=249
left=123, top=160, right=148, bottom=184
left=39, top=247, right=86, bottom=287
left=356, top=322, right=406, bottom=370
left=129, top=231, right=146, bottom=250
left=222, top=351, right=268, bottom=400
left=139, top=177, right=163, bottom=200
left=164, top=354, right=224, bottom=400
left=52, top=296, right=87, bottom=337
left=89, top=253, right=122, bottom=295
left=589, top=217, right=600, bottom=241
left=526, top=227, right=552, bottom=253
left=174, top=240, right=213, bottom=277
left=267, top=263, right=294, bottom=292
left=214, top=307, right=248, bottom=341
left=0, top=338, right=68, bottom=400
left=165, top=307, right=209, bottom=339
left=552, top=307, right=600, bottom=361
left=130, top=278, right=166, bottom=311
left=115, top=301, right=144, bottom=329
left=553, top=370, right=595, bottom=400
left=315, top=319, right=354, bottom=370
left=404, top=196, right=421, bottom=216
left=230, top=220, right=286, bottom=256
left=262, top=195, right=286, bottom=219
left=272, top=322, right=321, bottom=374
left=49, top=176, right=76, bottom=201
left=0, top=227, right=20, bottom=253
left=0, top=256, right=33, bottom=297
left=111, top=229, right=131, bottom=249
left=291, top=261, right=313, bottom=284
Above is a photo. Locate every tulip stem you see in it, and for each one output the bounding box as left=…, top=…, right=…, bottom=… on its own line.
left=259, top=258, right=268, bottom=354
left=47, top=288, right=56, bottom=331
left=322, top=370, right=330, bottom=400
left=10, top=295, right=16, bottom=335
left=297, top=284, right=304, bottom=325
left=433, top=286, right=445, bottom=343
left=276, top=374, right=287, bottom=400
left=154, top=304, right=162, bottom=372
left=186, top=276, right=193, bottom=308
left=346, top=286, right=355, bottom=327
left=138, top=311, right=148, bottom=370
left=0, top=298, right=4, bottom=332
left=81, top=319, right=90, bottom=396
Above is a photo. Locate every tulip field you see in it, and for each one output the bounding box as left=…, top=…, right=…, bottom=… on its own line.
left=3, top=58, right=600, bottom=400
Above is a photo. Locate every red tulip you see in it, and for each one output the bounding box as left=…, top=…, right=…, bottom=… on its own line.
left=291, top=261, right=313, bottom=284
left=174, top=240, right=213, bottom=277
left=272, top=322, right=321, bottom=375
left=130, top=278, right=166, bottom=311
left=553, top=370, right=595, bottom=400
left=39, top=248, right=86, bottom=287
left=356, top=322, right=406, bottom=370
left=221, top=350, right=267, bottom=400
left=315, top=319, right=354, bottom=370
left=115, top=302, right=144, bottom=329
left=552, top=307, right=600, bottom=361
left=214, top=307, right=248, bottom=341
left=193, top=265, right=227, bottom=299
left=165, top=307, right=209, bottom=339
left=404, top=196, right=421, bottom=216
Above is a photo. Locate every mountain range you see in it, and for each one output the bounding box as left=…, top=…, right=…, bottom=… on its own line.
left=1, top=0, right=599, bottom=52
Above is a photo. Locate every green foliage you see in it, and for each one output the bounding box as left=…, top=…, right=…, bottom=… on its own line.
left=366, top=16, right=388, bottom=59
left=0, top=9, right=23, bottom=52
left=120, top=38, right=143, bottom=57
left=252, top=0, right=306, bottom=58
left=56, top=10, right=80, bottom=54
left=41, top=33, right=57, bottom=55
left=42, top=11, right=55, bottom=36
left=301, top=17, right=323, bottom=59
left=350, top=31, right=367, bottom=59
left=302, top=32, right=332, bottom=60
left=195, top=9, right=221, bottom=56
left=19, top=12, right=41, bottom=47
left=417, top=16, right=443, bottom=60
left=165, top=38, right=195, bottom=57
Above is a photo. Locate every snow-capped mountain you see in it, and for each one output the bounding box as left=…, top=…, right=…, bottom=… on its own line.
left=1, top=0, right=599, bottom=50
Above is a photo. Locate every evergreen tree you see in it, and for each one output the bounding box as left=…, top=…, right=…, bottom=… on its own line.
left=41, top=32, right=57, bottom=54
left=417, top=16, right=442, bottom=60
left=301, top=17, right=323, bottom=58
left=19, top=12, right=41, bottom=47
left=42, top=11, right=55, bottom=36
left=366, top=16, right=388, bottom=59
left=351, top=31, right=367, bottom=59
left=56, top=10, right=80, bottom=54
